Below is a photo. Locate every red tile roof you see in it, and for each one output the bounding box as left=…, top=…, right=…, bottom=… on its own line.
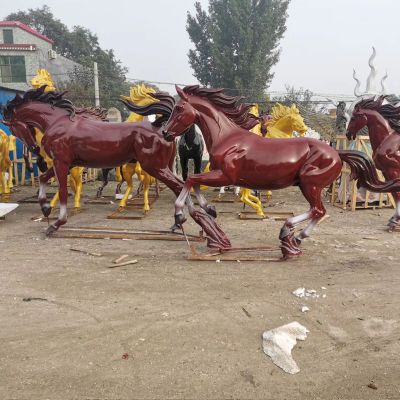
left=0, top=21, right=54, bottom=44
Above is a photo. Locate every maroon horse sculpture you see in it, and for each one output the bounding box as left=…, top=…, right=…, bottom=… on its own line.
left=163, top=85, right=400, bottom=258
left=346, top=96, right=400, bottom=230
left=2, top=86, right=230, bottom=249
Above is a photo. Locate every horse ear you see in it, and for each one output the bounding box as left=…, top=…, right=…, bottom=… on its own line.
left=176, top=85, right=188, bottom=101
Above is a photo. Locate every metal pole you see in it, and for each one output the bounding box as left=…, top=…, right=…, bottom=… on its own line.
left=93, top=62, right=100, bottom=107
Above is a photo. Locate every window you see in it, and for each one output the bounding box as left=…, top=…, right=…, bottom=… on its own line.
left=0, top=56, right=26, bottom=83
left=3, top=29, right=13, bottom=44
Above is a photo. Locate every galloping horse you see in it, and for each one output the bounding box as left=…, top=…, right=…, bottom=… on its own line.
left=163, top=85, right=400, bottom=258
left=346, top=96, right=400, bottom=230
left=2, top=86, right=230, bottom=249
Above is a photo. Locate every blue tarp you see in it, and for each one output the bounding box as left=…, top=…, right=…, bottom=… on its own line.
left=0, top=86, right=39, bottom=179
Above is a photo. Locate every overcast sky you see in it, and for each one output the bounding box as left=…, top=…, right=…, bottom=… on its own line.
left=2, top=0, right=399, bottom=98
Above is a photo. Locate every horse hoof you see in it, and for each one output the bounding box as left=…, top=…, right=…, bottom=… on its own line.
left=170, top=223, right=179, bottom=232
left=206, top=205, right=217, bottom=218
left=175, top=213, right=187, bottom=227
left=294, top=236, right=302, bottom=246
left=280, top=232, right=302, bottom=258
left=41, top=204, right=52, bottom=217
left=46, top=224, right=58, bottom=236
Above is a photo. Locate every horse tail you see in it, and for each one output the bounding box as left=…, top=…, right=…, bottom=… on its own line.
left=119, top=92, right=175, bottom=122
left=338, top=150, right=400, bottom=192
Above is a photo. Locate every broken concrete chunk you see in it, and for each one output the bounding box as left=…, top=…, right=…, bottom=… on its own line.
left=262, top=321, right=309, bottom=374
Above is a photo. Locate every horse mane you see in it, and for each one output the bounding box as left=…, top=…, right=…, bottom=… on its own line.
left=355, top=96, right=400, bottom=131
left=76, top=106, right=109, bottom=121
left=182, top=85, right=259, bottom=130
left=120, top=92, right=176, bottom=127
left=4, top=85, right=76, bottom=119
left=267, top=103, right=299, bottom=128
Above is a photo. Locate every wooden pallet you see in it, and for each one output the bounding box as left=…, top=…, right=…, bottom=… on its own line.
left=331, top=136, right=395, bottom=211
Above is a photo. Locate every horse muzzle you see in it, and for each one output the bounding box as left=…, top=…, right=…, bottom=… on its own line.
left=163, top=130, right=175, bottom=142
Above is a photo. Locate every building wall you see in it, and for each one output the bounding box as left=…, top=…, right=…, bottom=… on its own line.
left=0, top=26, right=53, bottom=49
left=0, top=49, right=39, bottom=91
left=0, top=26, right=80, bottom=91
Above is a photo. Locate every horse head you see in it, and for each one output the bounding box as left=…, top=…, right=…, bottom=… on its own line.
left=267, top=103, right=308, bottom=137
left=163, top=86, right=198, bottom=142
left=346, top=97, right=383, bottom=140
left=31, top=69, right=56, bottom=92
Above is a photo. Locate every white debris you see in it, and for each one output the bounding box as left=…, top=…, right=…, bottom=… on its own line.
left=115, top=193, right=133, bottom=200
left=262, top=322, right=309, bottom=374
left=292, top=287, right=320, bottom=299
left=321, top=287, right=327, bottom=290
left=292, top=288, right=306, bottom=298
left=301, top=306, right=310, bottom=313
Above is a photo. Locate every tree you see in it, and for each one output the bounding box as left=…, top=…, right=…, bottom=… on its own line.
left=5, top=6, right=129, bottom=109
left=187, top=0, right=290, bottom=100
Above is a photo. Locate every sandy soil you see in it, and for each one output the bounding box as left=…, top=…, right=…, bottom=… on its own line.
left=0, top=182, right=399, bottom=400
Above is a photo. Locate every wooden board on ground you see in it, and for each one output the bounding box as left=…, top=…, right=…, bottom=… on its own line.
left=188, top=245, right=283, bottom=262
left=49, top=226, right=205, bottom=242
left=107, top=207, right=148, bottom=220
left=85, top=196, right=115, bottom=205
left=238, top=210, right=294, bottom=221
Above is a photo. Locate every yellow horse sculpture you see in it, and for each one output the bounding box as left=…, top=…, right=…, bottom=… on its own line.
left=31, top=69, right=84, bottom=209
left=240, top=103, right=308, bottom=216
left=118, top=84, right=158, bottom=212
left=0, top=129, right=12, bottom=195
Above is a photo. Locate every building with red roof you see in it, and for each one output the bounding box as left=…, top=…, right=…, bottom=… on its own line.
left=0, top=21, right=79, bottom=91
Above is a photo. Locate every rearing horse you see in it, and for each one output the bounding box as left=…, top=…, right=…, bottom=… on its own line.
left=2, top=86, right=231, bottom=249
left=163, top=85, right=400, bottom=258
left=346, top=96, right=400, bottom=230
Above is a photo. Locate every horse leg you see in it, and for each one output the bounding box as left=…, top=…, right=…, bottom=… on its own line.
left=240, top=188, right=265, bottom=217
left=194, top=154, right=202, bottom=175
left=382, top=168, right=400, bottom=231
left=119, top=163, right=135, bottom=208
left=97, top=168, right=110, bottom=198
left=46, top=162, right=70, bottom=235
left=71, top=167, right=83, bottom=209
left=38, top=167, right=55, bottom=217
left=175, top=170, right=230, bottom=226
left=180, top=155, right=189, bottom=181
left=279, top=184, right=325, bottom=257
left=142, top=172, right=151, bottom=213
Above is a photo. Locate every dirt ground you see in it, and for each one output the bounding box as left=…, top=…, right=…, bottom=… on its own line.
left=0, top=182, right=399, bottom=400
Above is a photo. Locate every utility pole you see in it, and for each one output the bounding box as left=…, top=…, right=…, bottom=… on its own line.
left=93, top=62, right=100, bottom=107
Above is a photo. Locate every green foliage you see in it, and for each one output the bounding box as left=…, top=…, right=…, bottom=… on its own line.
left=5, top=5, right=129, bottom=109
left=187, top=0, right=290, bottom=100
left=273, top=85, right=314, bottom=110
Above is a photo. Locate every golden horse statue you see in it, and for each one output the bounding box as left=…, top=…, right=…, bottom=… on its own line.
left=118, top=84, right=158, bottom=212
left=30, top=69, right=84, bottom=209
left=240, top=103, right=308, bottom=216
left=265, top=103, right=308, bottom=138
left=0, top=129, right=12, bottom=195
